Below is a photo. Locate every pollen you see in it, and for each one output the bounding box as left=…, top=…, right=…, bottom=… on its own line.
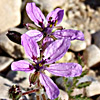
left=50, top=24, right=52, bottom=27
left=54, top=20, right=58, bottom=26
left=39, top=63, right=42, bottom=67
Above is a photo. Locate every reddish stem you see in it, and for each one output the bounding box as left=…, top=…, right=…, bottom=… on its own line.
left=22, top=88, right=39, bottom=96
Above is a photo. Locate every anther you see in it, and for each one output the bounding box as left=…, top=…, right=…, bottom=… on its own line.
left=49, top=24, right=52, bottom=28
left=48, top=57, right=50, bottom=59
left=39, top=63, right=42, bottom=67
left=54, top=20, right=58, bottom=26
left=49, top=17, right=52, bottom=21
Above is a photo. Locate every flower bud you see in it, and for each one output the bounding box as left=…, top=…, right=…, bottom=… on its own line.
left=29, top=72, right=40, bottom=85
left=9, top=85, right=22, bottom=100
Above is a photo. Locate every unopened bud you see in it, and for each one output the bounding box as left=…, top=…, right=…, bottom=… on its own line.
left=9, top=85, right=22, bottom=100
left=29, top=72, right=40, bottom=85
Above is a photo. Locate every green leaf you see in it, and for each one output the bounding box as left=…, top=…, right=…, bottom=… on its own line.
left=55, top=98, right=59, bottom=100
left=80, top=70, right=89, bottom=77
left=73, top=79, right=79, bottom=86
left=77, top=55, right=84, bottom=67
left=77, top=81, right=91, bottom=89
left=55, top=97, right=62, bottom=100
left=75, top=69, right=89, bottom=79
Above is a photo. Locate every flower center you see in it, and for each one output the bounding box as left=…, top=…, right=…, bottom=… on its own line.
left=34, top=60, right=46, bottom=72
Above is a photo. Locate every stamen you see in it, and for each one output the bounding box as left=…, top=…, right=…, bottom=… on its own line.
left=49, top=24, right=52, bottom=28
left=54, top=20, right=58, bottom=26
left=49, top=17, right=52, bottom=21
left=49, top=35, right=57, bottom=41
left=48, top=57, right=50, bottom=59
left=39, top=63, right=42, bottom=67
left=41, top=60, right=46, bottom=64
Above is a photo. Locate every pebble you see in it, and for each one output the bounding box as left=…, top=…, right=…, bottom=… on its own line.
left=83, top=45, right=100, bottom=68
left=38, top=0, right=66, bottom=12
left=70, top=40, right=86, bottom=52
left=7, top=71, right=30, bottom=88
left=86, top=81, right=100, bottom=97
left=0, top=33, right=24, bottom=59
left=0, top=76, right=13, bottom=99
left=0, top=0, right=22, bottom=33
left=92, top=30, right=100, bottom=49
left=0, top=56, right=13, bottom=72
left=59, top=89, right=69, bottom=100
left=57, top=52, right=75, bottom=63
left=84, top=30, right=91, bottom=46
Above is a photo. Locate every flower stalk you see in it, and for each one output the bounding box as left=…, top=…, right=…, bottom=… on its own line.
left=22, top=88, right=39, bottom=96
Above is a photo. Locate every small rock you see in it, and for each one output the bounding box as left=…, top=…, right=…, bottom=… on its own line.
left=37, top=0, right=66, bottom=12
left=0, top=33, right=24, bottom=59
left=22, top=8, right=33, bottom=24
left=97, top=76, right=100, bottom=83
left=68, top=11, right=75, bottom=19
left=0, top=76, right=13, bottom=99
left=83, top=45, right=100, bottom=68
left=56, top=77, right=65, bottom=89
left=97, top=96, right=100, bottom=100
left=0, top=56, right=13, bottom=72
left=60, top=20, right=73, bottom=29
left=77, top=75, right=96, bottom=85
left=9, top=28, right=27, bottom=34
left=87, top=70, right=96, bottom=78
left=44, top=70, right=52, bottom=77
left=0, top=0, right=22, bottom=33
left=70, top=40, right=86, bottom=52
left=86, top=81, right=100, bottom=97
left=57, top=52, right=75, bottom=63
left=84, top=30, right=91, bottom=46
left=7, top=71, right=30, bottom=88
left=92, top=30, right=100, bottom=49
left=71, top=88, right=84, bottom=96
left=59, top=90, right=69, bottom=100
left=0, top=48, right=3, bottom=54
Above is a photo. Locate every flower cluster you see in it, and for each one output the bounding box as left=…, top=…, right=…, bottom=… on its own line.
left=11, top=2, right=84, bottom=99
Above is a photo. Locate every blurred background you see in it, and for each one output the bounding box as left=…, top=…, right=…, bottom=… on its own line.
left=0, top=0, right=100, bottom=99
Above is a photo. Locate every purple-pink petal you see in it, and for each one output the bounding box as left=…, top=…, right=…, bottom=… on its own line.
left=25, top=30, right=43, bottom=42
left=52, top=29, right=84, bottom=41
left=21, top=34, right=40, bottom=61
left=43, top=39, right=70, bottom=64
left=42, top=37, right=53, bottom=49
left=39, top=73, right=59, bottom=99
left=46, top=8, right=64, bottom=26
left=46, top=63, right=82, bottom=77
left=11, top=60, right=35, bottom=73
left=26, top=3, right=45, bottom=28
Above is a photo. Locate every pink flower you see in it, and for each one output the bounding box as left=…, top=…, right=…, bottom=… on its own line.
left=11, top=34, right=82, bottom=99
